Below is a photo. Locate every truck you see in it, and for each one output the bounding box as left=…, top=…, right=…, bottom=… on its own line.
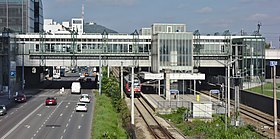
left=71, top=82, right=81, bottom=94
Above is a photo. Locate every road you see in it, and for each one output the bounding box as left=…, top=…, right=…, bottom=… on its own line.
left=0, top=88, right=94, bottom=139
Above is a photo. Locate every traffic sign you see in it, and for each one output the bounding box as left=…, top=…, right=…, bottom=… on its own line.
left=10, top=71, right=16, bottom=77
left=270, top=61, right=278, bottom=67
left=210, top=89, right=220, bottom=94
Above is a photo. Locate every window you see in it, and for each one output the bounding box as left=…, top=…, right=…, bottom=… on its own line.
left=167, top=26, right=172, bottom=33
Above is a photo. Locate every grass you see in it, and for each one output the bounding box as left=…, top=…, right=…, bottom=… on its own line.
left=92, top=94, right=127, bottom=139
left=246, top=82, right=280, bottom=99
left=160, top=108, right=265, bottom=139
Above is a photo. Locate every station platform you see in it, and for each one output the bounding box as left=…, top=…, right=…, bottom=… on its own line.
left=141, top=92, right=223, bottom=114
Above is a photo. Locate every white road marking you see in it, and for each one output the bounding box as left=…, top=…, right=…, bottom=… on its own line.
left=66, top=105, right=68, bottom=108
left=78, top=125, right=81, bottom=129
left=24, top=125, right=30, bottom=128
left=64, top=129, right=66, bottom=133
left=1, top=103, right=43, bottom=139
left=10, top=112, right=14, bottom=115
left=66, top=123, right=68, bottom=127
left=68, top=119, right=71, bottom=122
left=60, top=113, right=63, bottom=117
left=60, top=136, right=63, bottom=139
left=81, top=114, right=84, bottom=117
left=37, top=114, right=41, bottom=116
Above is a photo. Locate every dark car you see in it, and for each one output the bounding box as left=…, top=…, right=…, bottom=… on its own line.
left=45, top=97, right=57, bottom=105
left=14, top=94, right=27, bottom=103
left=0, top=105, right=7, bottom=116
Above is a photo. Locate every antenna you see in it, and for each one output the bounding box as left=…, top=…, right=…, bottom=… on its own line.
left=257, top=22, right=262, bottom=34
left=82, top=0, right=84, bottom=19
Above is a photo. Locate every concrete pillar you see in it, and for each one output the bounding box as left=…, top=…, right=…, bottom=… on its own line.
left=165, top=69, right=171, bottom=101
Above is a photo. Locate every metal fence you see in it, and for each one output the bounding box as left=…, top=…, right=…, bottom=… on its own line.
left=156, top=100, right=191, bottom=109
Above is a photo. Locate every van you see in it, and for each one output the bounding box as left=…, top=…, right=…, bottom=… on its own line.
left=71, top=82, right=81, bottom=94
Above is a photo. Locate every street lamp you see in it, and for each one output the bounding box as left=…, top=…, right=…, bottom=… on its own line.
left=21, top=42, right=25, bottom=94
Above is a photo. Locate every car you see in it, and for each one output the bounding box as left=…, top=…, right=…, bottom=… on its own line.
left=45, top=97, right=57, bottom=105
left=0, top=105, right=7, bottom=116
left=75, top=102, right=87, bottom=112
left=79, top=75, right=85, bottom=81
left=81, top=94, right=89, bottom=97
left=85, top=77, right=92, bottom=82
left=79, top=95, right=90, bottom=103
left=84, top=72, right=89, bottom=77
left=53, top=74, right=61, bottom=79
left=14, top=94, right=27, bottom=103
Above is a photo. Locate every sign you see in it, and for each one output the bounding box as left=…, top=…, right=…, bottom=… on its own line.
left=10, top=71, right=16, bottom=77
left=270, top=61, right=278, bottom=67
left=10, top=61, right=16, bottom=71
left=194, top=56, right=228, bottom=60
left=32, top=67, right=36, bottom=73
left=210, top=89, right=220, bottom=94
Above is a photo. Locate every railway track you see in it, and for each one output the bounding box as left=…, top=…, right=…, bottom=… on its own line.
left=135, top=97, right=175, bottom=139
left=200, top=90, right=279, bottom=137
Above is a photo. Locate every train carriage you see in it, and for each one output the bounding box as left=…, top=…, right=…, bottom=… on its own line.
left=124, top=74, right=142, bottom=97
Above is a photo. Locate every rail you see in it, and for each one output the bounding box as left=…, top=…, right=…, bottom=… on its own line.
left=135, top=97, right=175, bottom=139
left=199, top=90, right=280, bottom=138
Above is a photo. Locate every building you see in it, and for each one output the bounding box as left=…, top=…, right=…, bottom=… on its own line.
left=0, top=0, right=43, bottom=33
left=151, top=24, right=193, bottom=73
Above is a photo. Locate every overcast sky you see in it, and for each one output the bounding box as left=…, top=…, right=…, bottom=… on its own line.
left=43, top=0, right=280, bottom=47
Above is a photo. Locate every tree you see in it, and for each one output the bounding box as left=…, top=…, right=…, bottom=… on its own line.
left=265, top=42, right=271, bottom=49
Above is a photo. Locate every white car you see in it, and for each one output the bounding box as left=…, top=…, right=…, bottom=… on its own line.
left=75, top=103, right=87, bottom=112
left=53, top=74, right=61, bottom=79
left=79, top=95, right=90, bottom=103
left=81, top=94, right=89, bottom=97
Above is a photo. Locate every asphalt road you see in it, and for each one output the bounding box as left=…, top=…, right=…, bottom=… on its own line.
left=0, top=88, right=94, bottom=139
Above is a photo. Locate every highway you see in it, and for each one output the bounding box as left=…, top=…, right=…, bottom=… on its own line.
left=0, top=85, right=95, bottom=139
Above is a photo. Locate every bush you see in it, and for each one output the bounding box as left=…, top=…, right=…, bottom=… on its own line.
left=92, top=67, right=131, bottom=139
left=160, top=109, right=264, bottom=139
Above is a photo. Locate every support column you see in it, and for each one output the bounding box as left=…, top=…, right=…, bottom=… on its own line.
left=158, top=80, right=161, bottom=96
left=194, top=80, right=196, bottom=96
left=121, top=62, right=123, bottom=99
left=107, top=65, right=109, bottom=78
left=165, top=69, right=171, bottom=101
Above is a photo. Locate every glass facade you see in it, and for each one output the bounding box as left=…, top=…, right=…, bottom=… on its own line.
left=232, top=36, right=265, bottom=81
left=0, top=0, right=43, bottom=33
left=152, top=33, right=193, bottom=73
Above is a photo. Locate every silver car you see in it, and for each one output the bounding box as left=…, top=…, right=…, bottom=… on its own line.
left=0, top=105, right=7, bottom=116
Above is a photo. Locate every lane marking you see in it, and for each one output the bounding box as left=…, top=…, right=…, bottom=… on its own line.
left=61, top=136, right=63, bottom=139
left=78, top=125, right=81, bottom=129
left=60, top=113, right=63, bottom=117
left=24, top=125, right=30, bottom=128
left=1, top=103, right=43, bottom=139
left=66, top=123, right=68, bottom=127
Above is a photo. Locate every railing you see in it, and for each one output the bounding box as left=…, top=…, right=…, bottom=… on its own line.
left=156, top=100, right=191, bottom=109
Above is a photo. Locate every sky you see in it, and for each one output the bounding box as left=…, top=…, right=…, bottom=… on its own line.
left=43, top=0, right=280, bottom=47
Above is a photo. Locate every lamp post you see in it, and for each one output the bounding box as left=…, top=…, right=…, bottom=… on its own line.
left=98, top=54, right=102, bottom=96
left=131, top=65, right=135, bottom=125
left=21, top=42, right=25, bottom=94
